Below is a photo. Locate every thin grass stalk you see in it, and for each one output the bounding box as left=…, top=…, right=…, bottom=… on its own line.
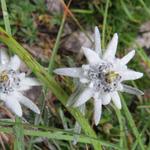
left=48, top=13, right=66, bottom=74
left=0, top=126, right=120, bottom=149
left=13, top=117, right=24, bottom=150
left=0, top=0, right=11, bottom=35
left=112, top=105, right=127, bottom=149
left=120, top=94, right=145, bottom=150
left=102, top=0, right=109, bottom=49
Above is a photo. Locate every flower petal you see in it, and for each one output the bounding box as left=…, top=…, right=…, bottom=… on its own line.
left=21, top=77, right=40, bottom=86
left=18, top=73, right=25, bottom=80
left=82, top=47, right=102, bottom=65
left=94, top=26, right=101, bottom=55
left=73, top=88, right=94, bottom=107
left=18, top=85, right=31, bottom=91
left=0, top=93, right=7, bottom=102
left=121, top=84, right=144, bottom=95
left=103, top=33, right=118, bottom=61
left=8, top=55, right=21, bottom=70
left=0, top=49, right=9, bottom=65
left=5, top=95, right=22, bottom=117
left=120, top=70, right=143, bottom=81
left=79, top=78, right=89, bottom=83
left=54, top=68, right=82, bottom=78
left=67, top=84, right=85, bottom=106
left=120, top=50, right=135, bottom=65
left=16, top=92, right=40, bottom=114
left=93, top=98, right=102, bottom=125
left=102, top=94, right=111, bottom=105
left=111, top=92, right=121, bottom=109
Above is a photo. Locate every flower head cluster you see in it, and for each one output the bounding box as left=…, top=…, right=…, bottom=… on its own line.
left=54, top=27, right=143, bottom=125
left=0, top=49, right=40, bottom=117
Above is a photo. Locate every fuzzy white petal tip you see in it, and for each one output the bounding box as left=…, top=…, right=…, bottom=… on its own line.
left=94, top=26, right=101, bottom=55
left=120, top=50, right=135, bottom=65
left=73, top=88, right=93, bottom=107
left=5, top=98, right=23, bottom=117
left=94, top=99, right=102, bottom=125
left=103, top=33, right=118, bottom=61
left=21, top=77, right=41, bottom=86
left=121, top=70, right=143, bottom=81
left=53, top=68, right=82, bottom=78
left=9, top=55, right=21, bottom=70
left=0, top=49, right=9, bottom=65
left=122, top=84, right=144, bottom=96
left=111, top=92, right=122, bottom=109
left=102, top=94, right=111, bottom=105
left=17, top=93, right=40, bottom=114
left=82, top=47, right=102, bottom=65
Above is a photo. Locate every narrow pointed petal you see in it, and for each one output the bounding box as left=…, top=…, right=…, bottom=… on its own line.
left=5, top=96, right=22, bottom=117
left=54, top=68, right=82, bottom=78
left=18, top=73, right=25, bottom=80
left=16, top=92, right=40, bottom=114
left=94, top=26, right=101, bottom=55
left=120, top=70, right=143, bottom=81
left=0, top=93, right=7, bottom=102
left=120, top=50, right=135, bottom=65
left=102, top=94, right=111, bottom=105
left=0, top=49, right=9, bottom=65
left=67, top=84, right=85, bottom=106
left=82, top=47, right=102, bottom=65
left=73, top=88, right=93, bottom=107
left=111, top=92, right=121, bottom=109
left=103, top=33, right=118, bottom=61
left=79, top=78, right=89, bottom=83
left=18, top=85, right=31, bottom=91
left=122, top=84, right=144, bottom=95
left=93, top=99, right=102, bottom=125
left=21, top=77, right=40, bottom=86
left=8, top=55, right=21, bottom=70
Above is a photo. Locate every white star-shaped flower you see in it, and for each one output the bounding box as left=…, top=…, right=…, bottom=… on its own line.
left=54, top=27, right=143, bottom=125
left=0, top=49, right=40, bottom=117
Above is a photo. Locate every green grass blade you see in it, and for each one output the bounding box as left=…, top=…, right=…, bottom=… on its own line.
left=0, top=0, right=11, bottom=35
left=48, top=13, right=66, bottom=74
left=112, top=105, right=128, bottom=149
left=13, top=117, right=24, bottom=150
left=102, top=0, right=109, bottom=49
left=0, top=27, right=102, bottom=150
left=0, top=126, right=120, bottom=149
left=120, top=94, right=145, bottom=150
left=119, top=0, right=138, bottom=22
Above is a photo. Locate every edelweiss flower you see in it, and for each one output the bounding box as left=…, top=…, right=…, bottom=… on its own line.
left=0, top=49, right=40, bottom=117
left=54, top=27, right=143, bottom=125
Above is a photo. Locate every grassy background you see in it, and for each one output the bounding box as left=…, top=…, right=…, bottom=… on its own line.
left=0, top=0, right=150, bottom=149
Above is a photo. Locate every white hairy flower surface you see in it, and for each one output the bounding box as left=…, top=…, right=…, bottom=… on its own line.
left=0, top=50, right=40, bottom=117
left=54, top=27, right=143, bottom=125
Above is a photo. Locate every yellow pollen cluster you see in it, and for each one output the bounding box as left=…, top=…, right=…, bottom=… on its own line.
left=0, top=71, right=9, bottom=83
left=105, top=71, right=119, bottom=84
